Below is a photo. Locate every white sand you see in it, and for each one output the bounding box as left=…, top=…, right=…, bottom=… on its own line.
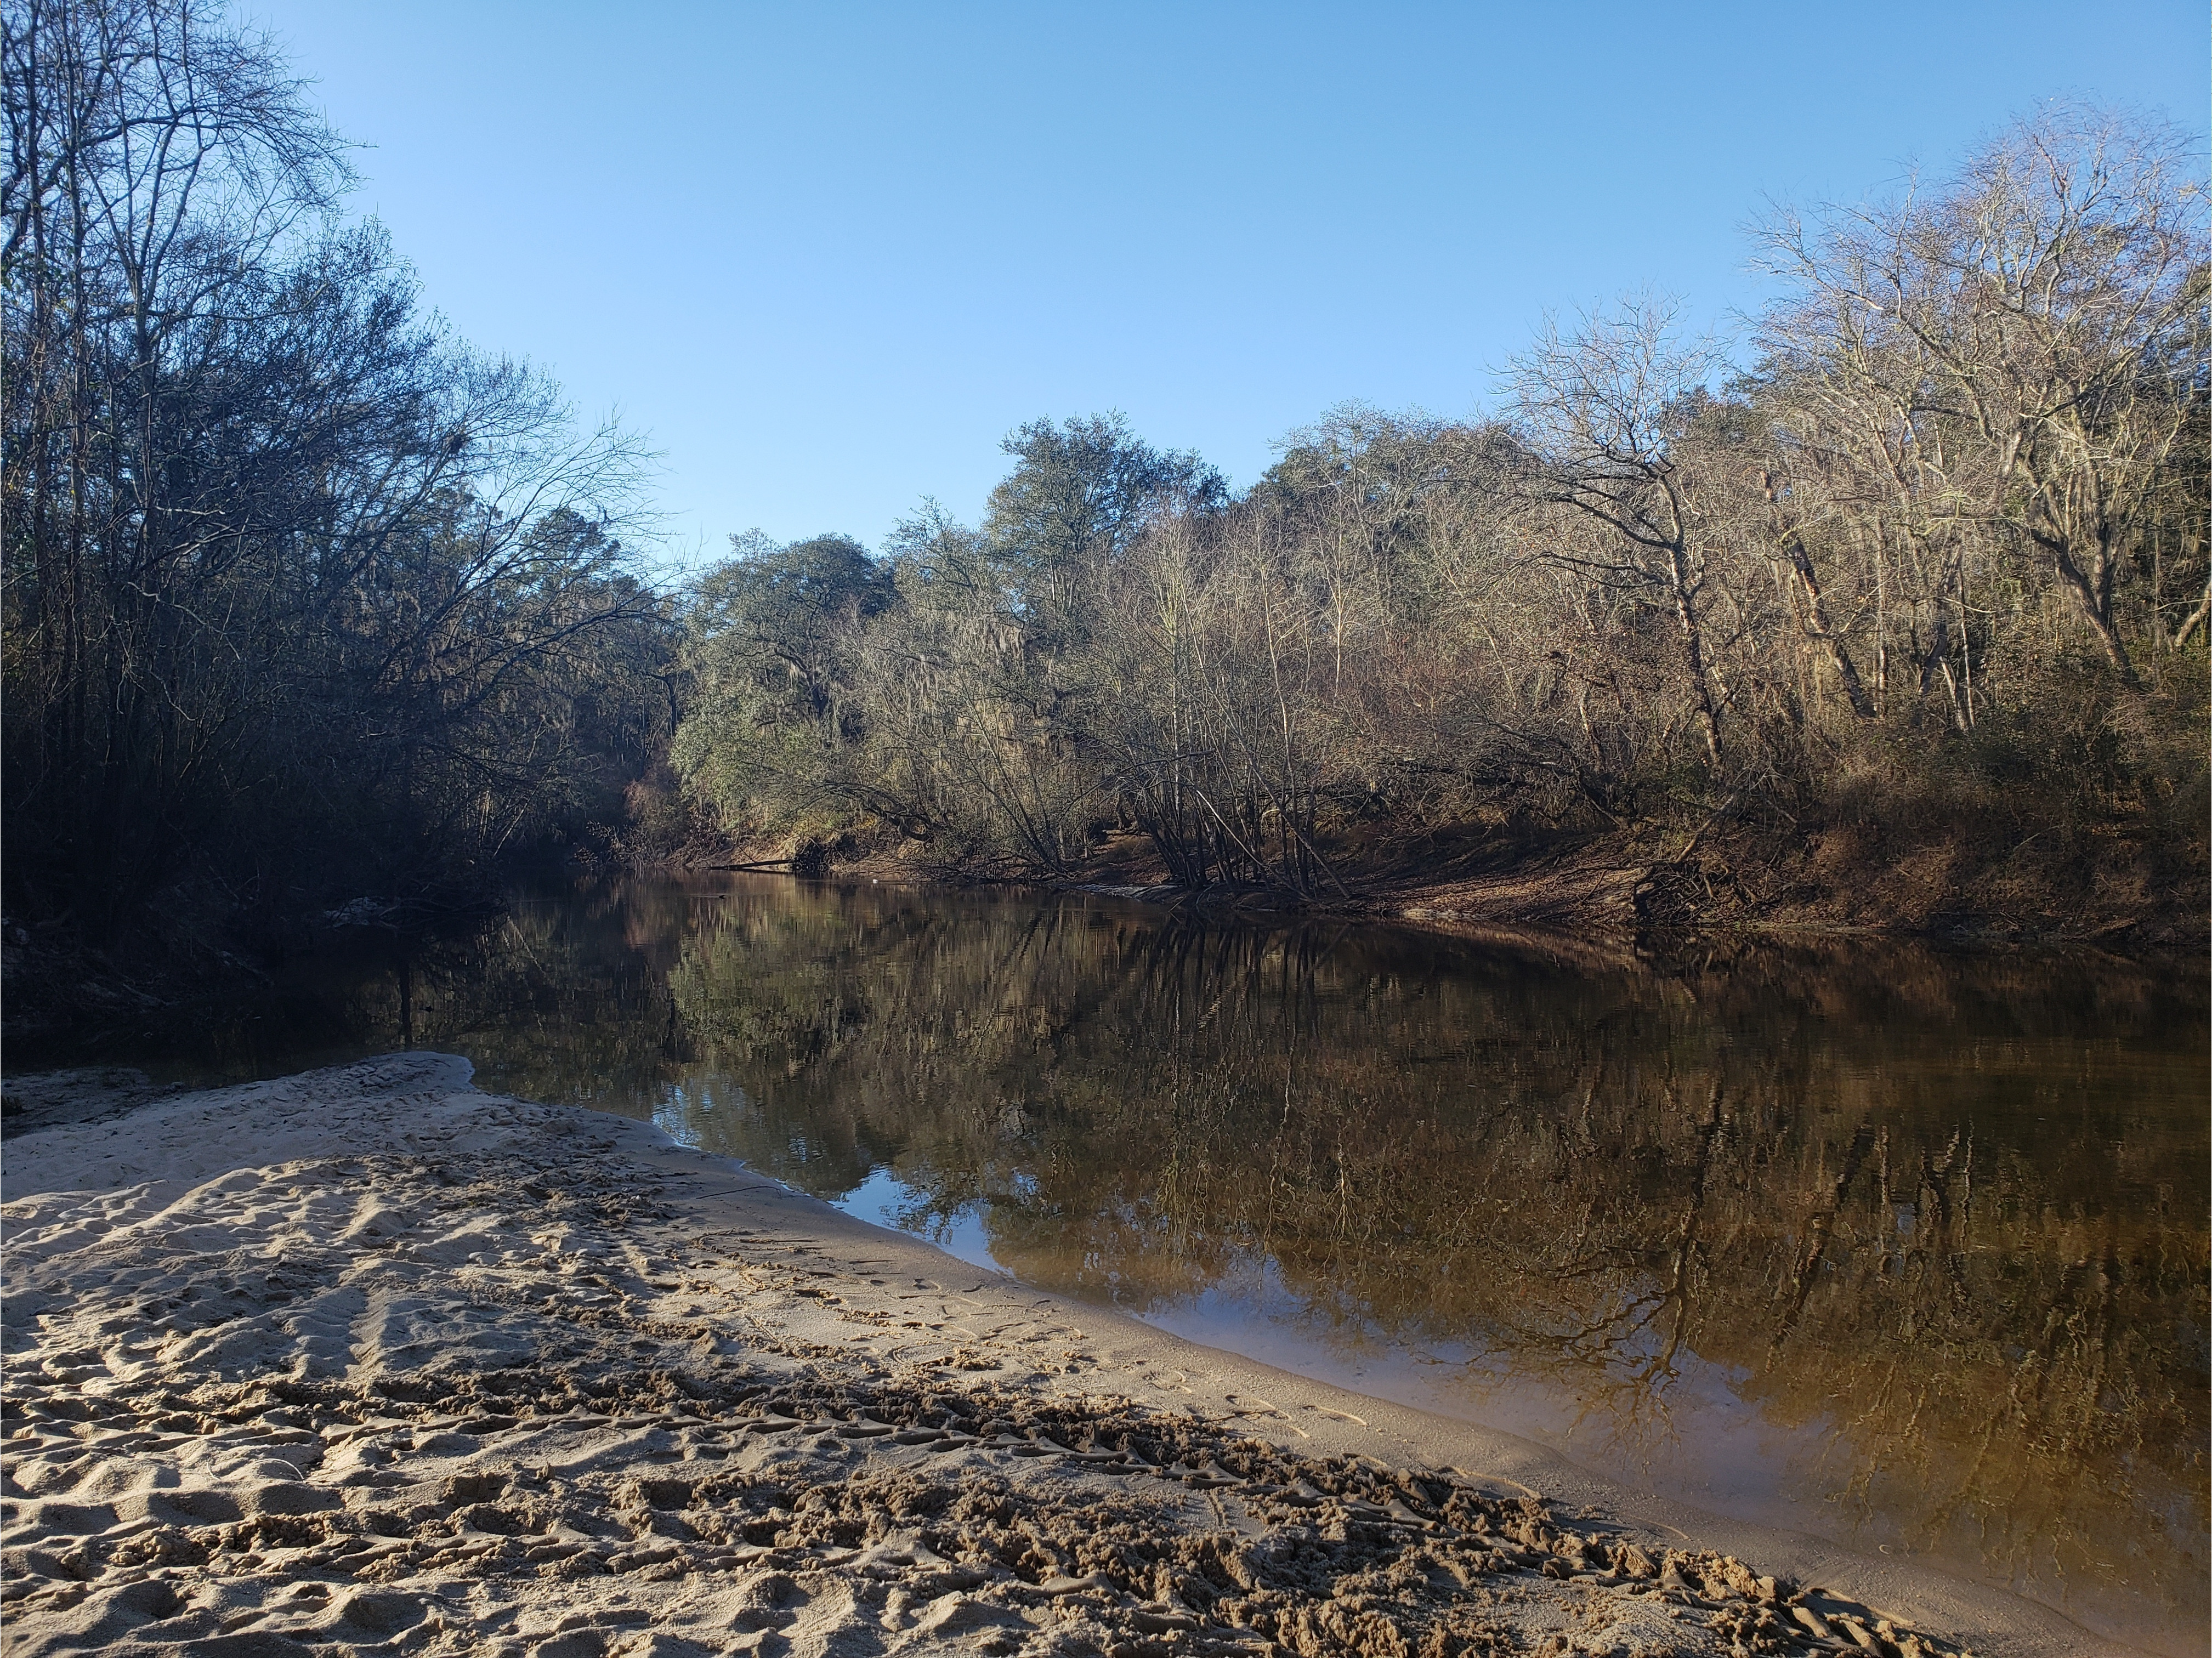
left=0, top=1055, right=2124, bottom=1658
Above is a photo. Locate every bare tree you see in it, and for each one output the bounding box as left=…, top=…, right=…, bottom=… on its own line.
left=3, top=0, right=665, bottom=942
left=1505, top=299, right=1734, bottom=771
left=1756, top=105, right=2210, bottom=686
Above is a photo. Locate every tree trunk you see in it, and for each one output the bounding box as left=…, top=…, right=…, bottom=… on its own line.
left=2044, top=533, right=2139, bottom=685
left=2173, top=571, right=2212, bottom=649
left=1667, top=546, right=1725, bottom=770
left=1762, top=474, right=1875, bottom=719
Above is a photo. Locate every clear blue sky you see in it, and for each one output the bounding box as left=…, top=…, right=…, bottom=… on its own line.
left=243, top=0, right=2205, bottom=569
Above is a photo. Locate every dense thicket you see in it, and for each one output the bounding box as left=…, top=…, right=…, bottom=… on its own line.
left=676, top=108, right=2208, bottom=927
left=2, top=0, right=673, bottom=953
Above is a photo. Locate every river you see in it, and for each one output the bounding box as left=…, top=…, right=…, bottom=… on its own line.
left=82, top=873, right=2211, bottom=1655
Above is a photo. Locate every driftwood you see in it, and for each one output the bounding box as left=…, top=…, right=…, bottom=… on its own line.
left=702, top=860, right=795, bottom=872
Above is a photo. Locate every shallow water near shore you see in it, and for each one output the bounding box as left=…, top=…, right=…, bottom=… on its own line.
left=49, top=873, right=2211, bottom=1655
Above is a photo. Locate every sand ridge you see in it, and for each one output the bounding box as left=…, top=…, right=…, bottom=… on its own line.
left=0, top=1055, right=2119, bottom=1657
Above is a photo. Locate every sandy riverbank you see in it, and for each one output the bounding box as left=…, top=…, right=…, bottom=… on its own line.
left=0, top=1056, right=2128, bottom=1658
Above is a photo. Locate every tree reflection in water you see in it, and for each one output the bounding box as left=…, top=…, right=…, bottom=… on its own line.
left=177, top=875, right=2205, bottom=1653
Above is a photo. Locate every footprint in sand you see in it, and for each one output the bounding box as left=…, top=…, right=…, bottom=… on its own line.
left=1300, top=1404, right=1367, bottom=1425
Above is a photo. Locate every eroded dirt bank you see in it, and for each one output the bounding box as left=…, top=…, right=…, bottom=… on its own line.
left=824, top=809, right=2205, bottom=962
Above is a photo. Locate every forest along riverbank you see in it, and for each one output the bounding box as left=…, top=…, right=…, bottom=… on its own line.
left=0, top=1056, right=2128, bottom=1658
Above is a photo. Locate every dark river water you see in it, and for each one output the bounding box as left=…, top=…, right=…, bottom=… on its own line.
left=77, top=875, right=2210, bottom=1655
